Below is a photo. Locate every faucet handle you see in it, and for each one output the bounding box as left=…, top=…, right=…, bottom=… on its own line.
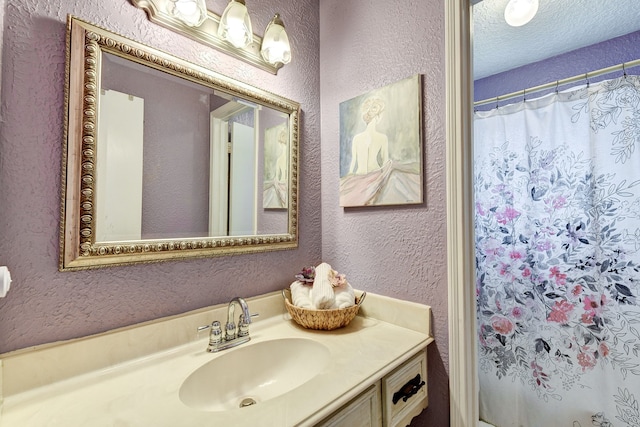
left=197, top=323, right=212, bottom=339
left=238, top=313, right=259, bottom=338
left=198, top=321, right=223, bottom=351
left=208, top=321, right=222, bottom=348
left=197, top=320, right=222, bottom=333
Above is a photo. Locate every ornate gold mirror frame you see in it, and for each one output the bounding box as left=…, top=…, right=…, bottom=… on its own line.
left=60, top=16, right=300, bottom=270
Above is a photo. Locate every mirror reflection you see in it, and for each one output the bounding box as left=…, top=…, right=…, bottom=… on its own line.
left=97, top=53, right=290, bottom=241
left=60, top=17, right=299, bottom=270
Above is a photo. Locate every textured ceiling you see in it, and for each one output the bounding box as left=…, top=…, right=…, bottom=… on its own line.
left=473, top=0, right=640, bottom=79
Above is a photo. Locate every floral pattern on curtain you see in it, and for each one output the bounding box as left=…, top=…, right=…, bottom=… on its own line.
left=475, top=75, right=640, bottom=427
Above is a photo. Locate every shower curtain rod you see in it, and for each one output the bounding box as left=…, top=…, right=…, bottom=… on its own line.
left=474, top=58, right=640, bottom=107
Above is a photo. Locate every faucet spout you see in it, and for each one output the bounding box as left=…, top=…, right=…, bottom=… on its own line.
left=227, top=297, right=251, bottom=326
left=224, top=297, right=252, bottom=342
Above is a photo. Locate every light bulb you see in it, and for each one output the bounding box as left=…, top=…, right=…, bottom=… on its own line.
left=176, top=2, right=196, bottom=15
left=218, top=0, right=253, bottom=49
left=504, top=0, right=539, bottom=27
left=260, top=14, right=291, bottom=66
left=168, top=0, right=207, bottom=27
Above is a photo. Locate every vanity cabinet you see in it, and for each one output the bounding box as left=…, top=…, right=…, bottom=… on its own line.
left=317, top=351, right=428, bottom=427
left=317, top=384, right=382, bottom=427
left=381, top=351, right=428, bottom=426
left=1, top=291, right=433, bottom=427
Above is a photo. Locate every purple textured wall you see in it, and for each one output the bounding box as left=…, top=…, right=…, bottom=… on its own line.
left=0, top=0, right=321, bottom=353
left=475, top=30, right=640, bottom=105
left=319, top=1, right=450, bottom=426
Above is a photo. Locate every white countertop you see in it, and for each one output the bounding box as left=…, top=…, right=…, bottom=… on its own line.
left=0, top=291, right=432, bottom=427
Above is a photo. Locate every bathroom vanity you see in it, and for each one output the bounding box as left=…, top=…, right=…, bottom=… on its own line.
left=0, top=291, right=432, bottom=426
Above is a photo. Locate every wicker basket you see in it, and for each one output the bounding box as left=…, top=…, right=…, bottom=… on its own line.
left=282, top=289, right=366, bottom=330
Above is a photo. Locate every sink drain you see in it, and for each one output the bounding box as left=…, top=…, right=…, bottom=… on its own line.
left=239, top=397, right=257, bottom=408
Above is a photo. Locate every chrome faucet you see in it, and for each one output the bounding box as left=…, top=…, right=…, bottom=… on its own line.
left=224, top=297, right=251, bottom=341
left=198, top=297, right=257, bottom=353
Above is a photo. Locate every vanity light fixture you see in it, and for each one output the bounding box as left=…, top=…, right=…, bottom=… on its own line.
left=130, top=0, right=291, bottom=74
left=260, top=14, right=291, bottom=66
left=217, top=0, right=253, bottom=49
left=168, top=0, right=207, bottom=27
left=504, top=0, right=539, bottom=27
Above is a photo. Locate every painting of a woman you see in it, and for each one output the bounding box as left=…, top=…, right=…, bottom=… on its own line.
left=263, top=124, right=289, bottom=208
left=339, top=75, right=422, bottom=207
left=348, top=96, right=390, bottom=175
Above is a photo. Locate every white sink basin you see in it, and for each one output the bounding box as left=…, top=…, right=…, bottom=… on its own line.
left=179, top=338, right=330, bottom=412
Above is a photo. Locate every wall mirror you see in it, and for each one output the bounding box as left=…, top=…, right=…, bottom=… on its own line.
left=60, top=16, right=300, bottom=270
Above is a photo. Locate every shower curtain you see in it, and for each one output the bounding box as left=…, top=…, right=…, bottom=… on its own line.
left=475, top=75, right=640, bottom=427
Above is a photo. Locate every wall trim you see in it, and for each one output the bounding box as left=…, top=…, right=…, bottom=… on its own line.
left=445, top=1, right=478, bottom=426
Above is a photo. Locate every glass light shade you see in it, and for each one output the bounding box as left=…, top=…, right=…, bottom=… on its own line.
left=504, top=0, right=539, bottom=27
left=168, top=0, right=207, bottom=27
left=260, top=14, right=291, bottom=66
left=218, top=0, right=254, bottom=49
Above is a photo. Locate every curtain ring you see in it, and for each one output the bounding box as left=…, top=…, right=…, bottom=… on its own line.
left=555, top=80, right=559, bottom=94
left=623, top=63, right=628, bottom=79
left=585, top=73, right=590, bottom=88
left=495, top=96, right=499, bottom=110
left=523, top=88, right=526, bottom=102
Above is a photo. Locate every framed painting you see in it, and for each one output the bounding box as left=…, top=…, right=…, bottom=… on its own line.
left=339, top=74, right=423, bottom=207
left=263, top=123, right=289, bottom=209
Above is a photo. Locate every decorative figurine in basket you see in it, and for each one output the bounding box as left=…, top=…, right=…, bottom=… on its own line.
left=283, top=262, right=366, bottom=330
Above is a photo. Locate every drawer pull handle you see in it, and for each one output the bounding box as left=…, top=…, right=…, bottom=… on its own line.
left=392, top=374, right=425, bottom=405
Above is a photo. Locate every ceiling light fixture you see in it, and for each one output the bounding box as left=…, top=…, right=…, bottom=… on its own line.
left=504, top=0, right=539, bottom=27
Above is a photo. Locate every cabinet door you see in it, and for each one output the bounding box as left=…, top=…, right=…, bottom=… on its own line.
left=381, top=351, right=428, bottom=427
left=316, top=383, right=382, bottom=427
